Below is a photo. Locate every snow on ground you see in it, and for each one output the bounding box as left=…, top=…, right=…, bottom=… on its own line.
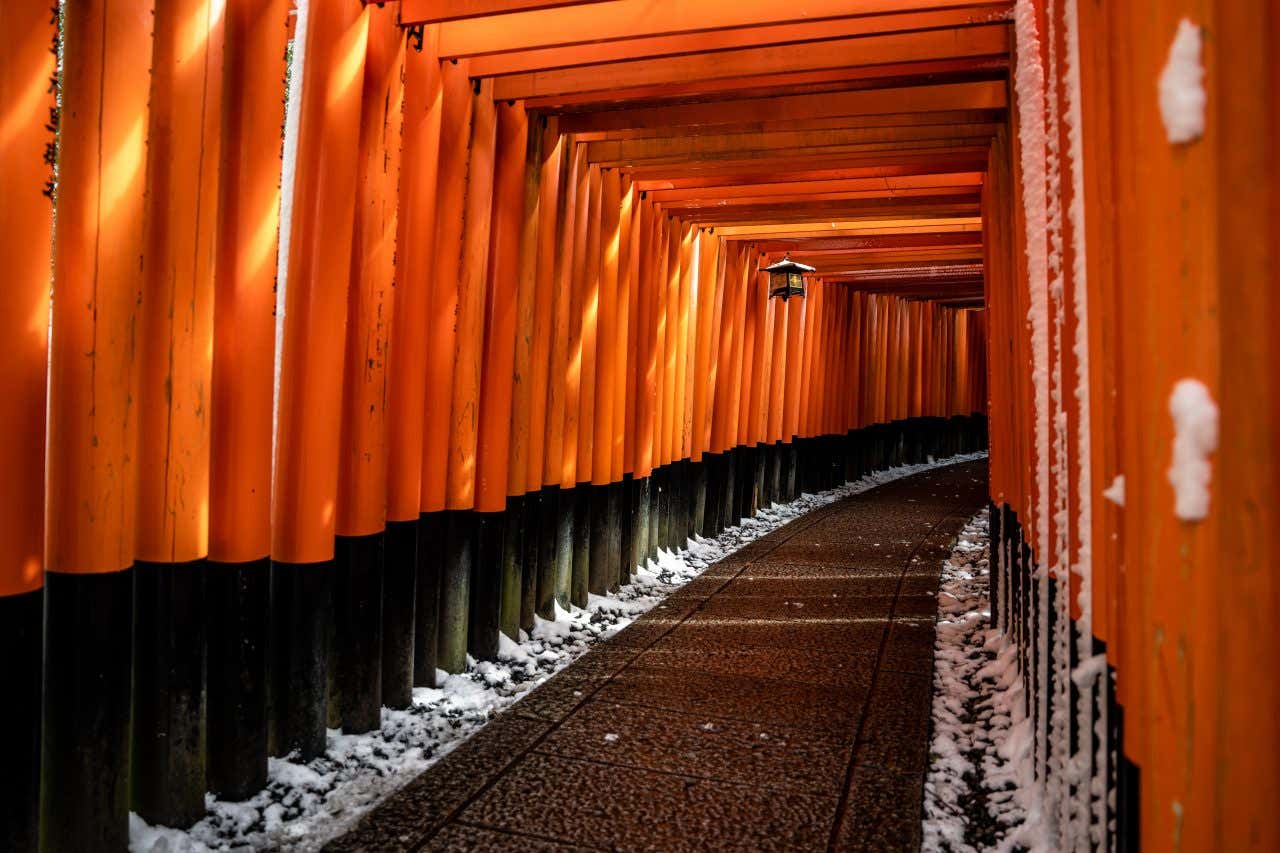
left=923, top=510, right=1047, bottom=853
left=132, top=451, right=986, bottom=853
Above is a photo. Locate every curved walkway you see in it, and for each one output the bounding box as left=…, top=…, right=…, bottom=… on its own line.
left=328, top=460, right=988, bottom=852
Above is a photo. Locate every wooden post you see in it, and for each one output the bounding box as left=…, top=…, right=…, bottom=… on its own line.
left=208, top=0, right=291, bottom=797
left=504, top=110, right=548, bottom=641
left=439, top=80, right=497, bottom=674
left=333, top=6, right=404, bottom=734
left=132, top=0, right=225, bottom=826
left=471, top=98, right=526, bottom=660
left=384, top=23, right=442, bottom=705
left=416, top=57, right=472, bottom=685
left=270, top=0, right=368, bottom=760
left=43, top=1, right=152, bottom=847
left=589, top=168, right=621, bottom=594
left=0, top=7, right=55, bottom=848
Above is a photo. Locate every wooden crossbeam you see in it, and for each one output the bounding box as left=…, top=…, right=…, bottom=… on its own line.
left=676, top=200, right=982, bottom=226
left=625, top=148, right=990, bottom=180
left=716, top=217, right=982, bottom=237
left=586, top=123, right=999, bottom=166
left=399, top=0, right=614, bottom=24
left=418, top=0, right=1012, bottom=56
left=636, top=159, right=990, bottom=191
left=661, top=186, right=979, bottom=213
left=557, top=81, right=1006, bottom=133
left=467, top=5, right=1011, bottom=75
left=493, top=25, right=1009, bottom=100
left=753, top=231, right=982, bottom=253
left=648, top=173, right=983, bottom=204
left=572, top=110, right=1006, bottom=142
left=525, top=58, right=1007, bottom=109
left=802, top=246, right=983, bottom=266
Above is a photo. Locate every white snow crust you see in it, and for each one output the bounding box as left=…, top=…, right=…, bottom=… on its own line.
left=1158, top=19, right=1207, bottom=144
left=1167, top=378, right=1218, bottom=521
left=131, top=452, right=986, bottom=852
left=923, top=511, right=1048, bottom=852
left=1102, top=474, right=1125, bottom=507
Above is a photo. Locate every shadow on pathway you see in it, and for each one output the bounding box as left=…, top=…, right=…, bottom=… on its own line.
left=328, top=460, right=988, bottom=852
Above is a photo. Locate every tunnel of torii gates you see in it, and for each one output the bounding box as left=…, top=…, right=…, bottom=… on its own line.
left=0, top=0, right=1277, bottom=850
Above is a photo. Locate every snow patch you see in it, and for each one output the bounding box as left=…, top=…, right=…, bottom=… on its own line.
left=1167, top=378, right=1218, bottom=521
left=1102, top=474, right=1125, bottom=507
left=923, top=510, right=1049, bottom=852
left=1158, top=19, right=1207, bottom=144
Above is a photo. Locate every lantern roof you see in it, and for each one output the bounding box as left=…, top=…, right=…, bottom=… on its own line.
left=763, top=255, right=816, bottom=275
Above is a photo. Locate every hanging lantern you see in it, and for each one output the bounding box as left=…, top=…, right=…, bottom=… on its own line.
left=764, top=255, right=815, bottom=301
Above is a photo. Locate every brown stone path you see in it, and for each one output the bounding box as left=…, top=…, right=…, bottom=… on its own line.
left=327, top=460, right=988, bottom=853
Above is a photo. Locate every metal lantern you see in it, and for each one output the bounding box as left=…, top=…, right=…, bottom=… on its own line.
left=764, top=255, right=815, bottom=301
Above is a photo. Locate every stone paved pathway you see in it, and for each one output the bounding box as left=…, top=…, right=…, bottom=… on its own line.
left=327, top=460, right=988, bottom=852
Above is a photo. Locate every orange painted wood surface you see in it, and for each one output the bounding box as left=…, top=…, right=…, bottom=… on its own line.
left=210, top=0, right=292, bottom=562
left=271, top=0, right=368, bottom=564
left=336, top=8, right=404, bottom=537
left=387, top=27, right=444, bottom=523
left=0, top=3, right=56, bottom=593
left=46, top=0, right=153, bottom=575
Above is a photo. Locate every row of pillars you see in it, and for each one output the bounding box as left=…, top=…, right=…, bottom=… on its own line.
left=0, top=2, right=989, bottom=849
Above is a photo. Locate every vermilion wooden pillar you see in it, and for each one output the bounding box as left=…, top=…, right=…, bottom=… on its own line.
left=471, top=98, right=526, bottom=659
left=383, top=23, right=441, bottom=707
left=208, top=0, right=291, bottom=799
left=333, top=7, right=404, bottom=734
left=133, top=0, right=225, bottom=826
left=566, top=156, right=597, bottom=604
left=439, top=81, right=497, bottom=673
left=504, top=110, right=550, bottom=640
left=546, top=141, right=583, bottom=614
left=588, top=168, right=621, bottom=595
left=417, top=56, right=472, bottom=686
left=270, top=0, right=368, bottom=760
left=43, top=1, right=153, bottom=848
left=0, top=7, right=55, bottom=849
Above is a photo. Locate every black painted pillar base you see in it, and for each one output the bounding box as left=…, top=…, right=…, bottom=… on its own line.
left=700, top=453, right=721, bottom=538
left=671, top=461, right=686, bottom=547
left=469, top=510, right=504, bottom=661
left=527, top=488, right=553, bottom=632
left=683, top=459, right=697, bottom=545
left=41, top=569, right=133, bottom=851
left=654, top=466, right=670, bottom=553
left=207, top=558, right=269, bottom=800
left=618, top=475, right=635, bottom=587
left=500, top=496, right=525, bottom=642
left=674, top=459, right=690, bottom=550
left=630, top=475, right=650, bottom=574
left=414, top=512, right=446, bottom=687
left=607, top=481, right=624, bottom=590
left=691, top=459, right=708, bottom=539
left=721, top=448, right=737, bottom=530
left=438, top=509, right=474, bottom=674
left=334, top=533, right=384, bottom=734
left=133, top=560, right=207, bottom=827
left=752, top=444, right=767, bottom=516
left=571, top=484, right=591, bottom=607
left=1, top=588, right=41, bottom=852
left=784, top=442, right=798, bottom=501
left=588, top=483, right=611, bottom=595
left=647, top=471, right=660, bottom=563
left=381, top=521, right=416, bottom=710
left=768, top=443, right=782, bottom=506
left=271, top=559, right=333, bottom=760
left=542, top=486, right=568, bottom=618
